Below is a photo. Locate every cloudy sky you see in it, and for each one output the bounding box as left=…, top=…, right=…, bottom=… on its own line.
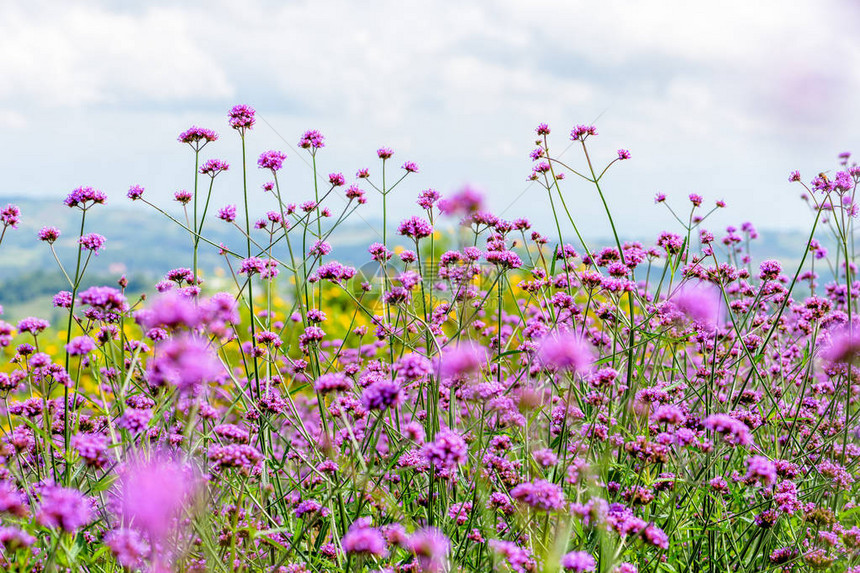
left=2, top=0, right=859, bottom=241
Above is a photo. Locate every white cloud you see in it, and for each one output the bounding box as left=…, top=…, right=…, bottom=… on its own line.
left=0, top=0, right=858, bottom=236
left=0, top=110, right=27, bottom=129
left=0, top=3, right=234, bottom=107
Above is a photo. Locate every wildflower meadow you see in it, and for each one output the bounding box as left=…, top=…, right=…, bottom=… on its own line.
left=0, top=105, right=859, bottom=573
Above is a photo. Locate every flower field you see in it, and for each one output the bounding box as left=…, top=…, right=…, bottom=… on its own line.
left=0, top=106, right=858, bottom=572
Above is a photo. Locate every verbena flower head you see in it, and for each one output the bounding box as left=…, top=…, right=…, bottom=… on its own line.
left=105, top=528, right=149, bottom=569
left=217, top=204, right=237, bottom=222
left=361, top=378, right=403, bottom=411
left=147, top=334, right=223, bottom=393
left=342, top=520, right=387, bottom=557
left=298, top=129, right=325, bottom=150
left=17, top=317, right=50, bottom=335
left=510, top=478, right=566, bottom=511
left=79, top=233, right=106, bottom=255
left=178, top=126, right=218, bottom=150
left=409, top=527, right=450, bottom=573
left=669, top=281, right=722, bottom=329
left=570, top=124, right=597, bottom=141
left=66, top=335, right=96, bottom=356
left=822, top=326, right=860, bottom=364
left=126, top=184, right=144, bottom=200
left=228, top=104, right=255, bottom=131
left=199, top=158, right=229, bottom=177
left=438, top=186, right=484, bottom=217
left=258, top=150, right=287, bottom=172
left=79, top=286, right=128, bottom=312
left=37, top=485, right=92, bottom=532
left=65, top=186, right=106, bottom=209
left=0, top=527, right=36, bottom=551
left=38, top=226, right=60, bottom=243
left=398, top=216, right=433, bottom=240
left=421, top=428, right=467, bottom=471
left=438, top=342, right=488, bottom=379
left=561, top=551, right=597, bottom=572
left=115, top=454, right=196, bottom=542
left=537, top=331, right=595, bottom=374
left=1, top=204, right=20, bottom=228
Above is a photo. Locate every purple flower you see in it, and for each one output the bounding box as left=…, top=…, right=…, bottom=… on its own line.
left=0, top=527, right=35, bottom=551
left=421, top=428, right=468, bottom=471
left=117, top=408, right=152, bottom=433
left=38, top=226, right=61, bottom=243
left=239, top=257, right=279, bottom=279
left=1, top=204, right=20, bottom=228
left=536, top=123, right=551, bottom=135
left=64, top=186, right=107, bottom=209
left=641, top=523, right=669, bottom=549
left=17, top=317, right=50, bottom=335
left=823, top=327, right=860, bottom=364
left=105, top=528, right=149, bottom=569
left=346, top=184, right=366, bottom=204
left=745, top=455, right=777, bottom=487
left=328, top=172, right=346, bottom=186
left=66, top=335, right=96, bottom=356
left=397, top=216, right=433, bottom=241
left=402, top=161, right=419, bottom=173
left=537, top=331, right=595, bottom=374
left=208, top=444, right=262, bottom=476
left=342, top=520, right=387, bottom=557
left=314, top=372, right=352, bottom=394
left=617, top=149, right=631, bottom=160
left=361, top=379, right=403, bottom=411
left=408, top=527, right=450, bottom=573
left=669, top=281, right=722, bottom=328
left=174, top=190, right=193, bottom=204
left=147, top=334, right=223, bottom=393
left=37, top=485, right=92, bottom=532
left=199, top=159, right=229, bottom=177
left=759, top=259, right=782, bottom=281
left=488, top=539, right=534, bottom=573
left=417, top=188, right=440, bottom=210
left=73, top=432, right=109, bottom=468
left=178, top=127, right=217, bottom=145
left=79, top=286, right=128, bottom=312
left=703, top=414, right=754, bottom=447
left=127, top=184, right=144, bottom=200
left=510, top=478, right=566, bottom=512
left=299, top=129, right=325, bottom=150
left=53, top=291, right=72, bottom=308
left=0, top=481, right=28, bottom=516
left=438, top=186, right=484, bottom=217
left=396, top=353, right=433, bottom=382
left=79, top=233, right=106, bottom=255
left=313, top=261, right=357, bottom=283
left=115, top=455, right=195, bottom=542
left=217, top=204, right=237, bottom=222
left=258, top=150, right=287, bottom=172
left=228, top=104, right=255, bottom=131
left=377, top=147, right=393, bottom=159
left=570, top=124, right=597, bottom=141
left=438, top=342, right=488, bottom=379
left=561, top=551, right=597, bottom=572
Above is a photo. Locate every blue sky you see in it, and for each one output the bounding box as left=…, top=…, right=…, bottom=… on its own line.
left=2, top=0, right=859, bottom=240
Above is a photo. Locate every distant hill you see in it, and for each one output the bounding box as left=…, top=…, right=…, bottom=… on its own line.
left=0, top=196, right=833, bottom=320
